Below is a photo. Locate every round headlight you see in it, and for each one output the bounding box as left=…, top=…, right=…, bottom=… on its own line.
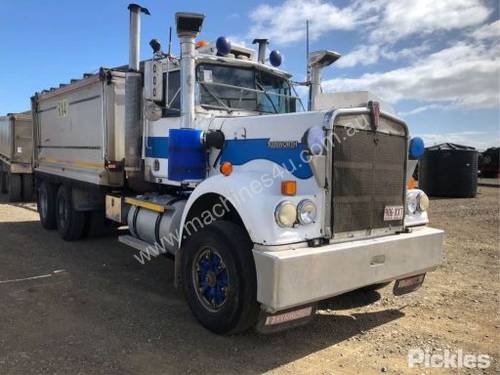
left=275, top=201, right=297, bottom=227
left=417, top=192, right=429, bottom=211
left=297, top=199, right=317, bottom=225
left=305, top=126, right=325, bottom=155
left=406, top=193, right=418, bottom=214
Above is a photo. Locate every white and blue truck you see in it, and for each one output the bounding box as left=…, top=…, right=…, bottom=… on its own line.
left=31, top=4, right=443, bottom=334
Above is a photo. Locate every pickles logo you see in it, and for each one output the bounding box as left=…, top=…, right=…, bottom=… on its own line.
left=408, top=348, right=491, bottom=369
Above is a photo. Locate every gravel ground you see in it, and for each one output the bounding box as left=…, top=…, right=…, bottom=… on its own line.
left=0, top=187, right=498, bottom=374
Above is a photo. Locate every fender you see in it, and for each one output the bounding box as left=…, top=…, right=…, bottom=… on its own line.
left=178, top=170, right=323, bottom=248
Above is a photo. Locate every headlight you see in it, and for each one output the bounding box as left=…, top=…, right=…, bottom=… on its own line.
left=274, top=201, right=297, bottom=227
left=297, top=199, right=317, bottom=225
left=305, top=126, right=325, bottom=155
left=406, top=190, right=429, bottom=214
left=417, top=192, right=429, bottom=211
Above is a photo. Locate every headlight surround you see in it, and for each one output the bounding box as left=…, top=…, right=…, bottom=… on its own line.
left=274, top=201, right=297, bottom=227
left=297, top=199, right=317, bottom=225
left=305, top=126, right=325, bottom=155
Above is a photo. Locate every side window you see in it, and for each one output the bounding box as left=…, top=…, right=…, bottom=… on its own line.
left=162, top=70, right=181, bottom=117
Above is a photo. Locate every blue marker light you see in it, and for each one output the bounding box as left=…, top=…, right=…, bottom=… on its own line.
left=216, top=36, right=231, bottom=56
left=409, top=137, right=425, bottom=159
left=269, top=50, right=282, bottom=67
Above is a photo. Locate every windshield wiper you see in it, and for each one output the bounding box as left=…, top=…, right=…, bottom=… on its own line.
left=256, top=82, right=278, bottom=114
left=199, top=82, right=231, bottom=112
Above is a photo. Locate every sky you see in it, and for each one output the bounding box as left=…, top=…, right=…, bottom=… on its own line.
left=0, top=0, right=499, bottom=150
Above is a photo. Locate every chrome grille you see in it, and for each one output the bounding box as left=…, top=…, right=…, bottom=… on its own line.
left=332, top=126, right=406, bottom=235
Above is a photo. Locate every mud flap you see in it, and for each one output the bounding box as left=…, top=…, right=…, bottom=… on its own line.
left=393, top=273, right=426, bottom=296
left=255, top=304, right=317, bottom=334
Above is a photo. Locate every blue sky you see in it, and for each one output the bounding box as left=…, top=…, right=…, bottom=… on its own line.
left=1, top=0, right=499, bottom=149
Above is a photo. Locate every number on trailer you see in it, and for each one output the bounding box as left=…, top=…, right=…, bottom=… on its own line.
left=57, top=100, right=68, bottom=118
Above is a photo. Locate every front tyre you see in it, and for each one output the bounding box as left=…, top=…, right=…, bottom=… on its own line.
left=181, top=221, right=259, bottom=335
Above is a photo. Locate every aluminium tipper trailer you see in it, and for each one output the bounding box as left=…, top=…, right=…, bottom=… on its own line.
left=32, top=68, right=126, bottom=189
left=0, top=111, right=34, bottom=201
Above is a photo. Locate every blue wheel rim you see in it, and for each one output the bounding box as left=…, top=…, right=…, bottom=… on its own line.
left=193, top=248, right=229, bottom=311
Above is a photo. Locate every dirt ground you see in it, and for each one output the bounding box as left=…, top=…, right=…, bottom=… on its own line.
left=0, top=187, right=498, bottom=374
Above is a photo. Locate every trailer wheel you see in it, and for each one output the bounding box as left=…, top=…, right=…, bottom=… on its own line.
left=38, top=180, right=58, bottom=229
left=7, top=173, right=22, bottom=202
left=181, top=221, right=259, bottom=334
left=55, top=185, right=86, bottom=241
left=22, top=174, right=34, bottom=202
left=0, top=172, right=6, bottom=194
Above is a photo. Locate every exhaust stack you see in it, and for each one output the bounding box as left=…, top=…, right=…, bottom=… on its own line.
left=175, top=12, right=205, bottom=128
left=252, top=39, right=269, bottom=64
left=125, top=4, right=149, bottom=180
left=308, top=50, right=341, bottom=111
left=128, top=4, right=150, bottom=71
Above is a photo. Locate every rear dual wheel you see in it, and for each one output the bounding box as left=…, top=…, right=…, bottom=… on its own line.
left=55, top=185, right=86, bottom=241
left=7, top=173, right=22, bottom=202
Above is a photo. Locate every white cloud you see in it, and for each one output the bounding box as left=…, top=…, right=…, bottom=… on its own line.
left=398, top=104, right=454, bottom=116
left=324, top=39, right=500, bottom=109
left=369, top=0, right=491, bottom=43
left=336, top=45, right=380, bottom=68
left=472, top=19, right=500, bottom=40
left=248, top=0, right=491, bottom=47
left=337, top=42, right=432, bottom=68
left=248, top=0, right=363, bottom=45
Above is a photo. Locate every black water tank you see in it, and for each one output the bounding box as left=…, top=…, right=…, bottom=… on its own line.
left=419, top=143, right=478, bottom=198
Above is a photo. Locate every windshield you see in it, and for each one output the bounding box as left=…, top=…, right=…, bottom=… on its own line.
left=196, top=63, right=301, bottom=114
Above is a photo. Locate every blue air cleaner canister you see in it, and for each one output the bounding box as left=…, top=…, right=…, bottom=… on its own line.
left=168, top=128, right=206, bottom=181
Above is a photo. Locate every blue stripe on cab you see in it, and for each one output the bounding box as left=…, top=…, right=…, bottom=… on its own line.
left=220, top=138, right=313, bottom=179
left=145, top=137, right=169, bottom=158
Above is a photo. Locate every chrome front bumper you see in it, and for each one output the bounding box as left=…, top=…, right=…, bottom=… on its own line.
left=253, top=227, right=444, bottom=312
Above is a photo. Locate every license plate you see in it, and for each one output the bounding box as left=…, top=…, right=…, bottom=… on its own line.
left=384, top=205, right=404, bottom=221
left=393, top=274, right=426, bottom=296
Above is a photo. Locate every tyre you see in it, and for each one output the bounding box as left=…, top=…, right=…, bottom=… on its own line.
left=7, top=173, right=22, bottom=202
left=0, top=172, right=6, bottom=194
left=55, top=184, right=86, bottom=241
left=38, top=180, right=58, bottom=229
left=22, top=174, right=34, bottom=202
left=181, top=220, right=260, bottom=335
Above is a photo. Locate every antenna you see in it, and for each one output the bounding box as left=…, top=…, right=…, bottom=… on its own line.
left=306, top=20, right=311, bottom=110
left=167, top=26, right=172, bottom=56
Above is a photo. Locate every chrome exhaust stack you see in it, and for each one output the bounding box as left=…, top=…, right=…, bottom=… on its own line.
left=125, top=4, right=149, bottom=179
left=252, top=39, right=269, bottom=64
left=175, top=12, right=205, bottom=128
left=308, top=50, right=341, bottom=111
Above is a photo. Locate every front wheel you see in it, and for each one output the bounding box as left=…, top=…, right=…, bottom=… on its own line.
left=181, top=221, right=260, bottom=335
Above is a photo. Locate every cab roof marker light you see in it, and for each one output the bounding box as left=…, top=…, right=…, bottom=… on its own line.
left=409, top=137, right=425, bottom=160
